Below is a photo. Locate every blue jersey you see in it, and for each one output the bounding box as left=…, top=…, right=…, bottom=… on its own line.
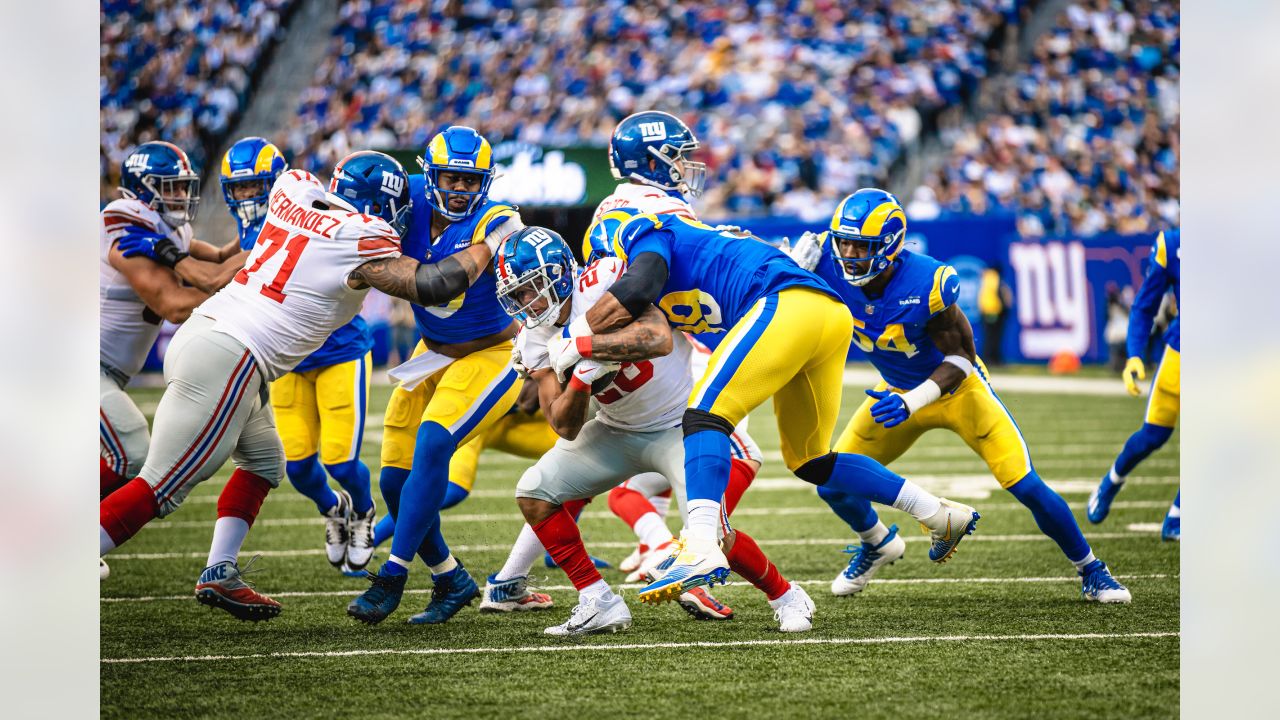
left=401, top=174, right=517, bottom=344
left=238, top=215, right=372, bottom=374
left=1126, top=229, right=1180, bottom=356
left=813, top=241, right=960, bottom=390
left=615, top=214, right=837, bottom=334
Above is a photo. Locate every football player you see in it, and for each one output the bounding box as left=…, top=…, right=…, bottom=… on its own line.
left=222, top=137, right=379, bottom=573
left=787, top=189, right=1131, bottom=603
left=573, top=207, right=982, bottom=605
left=1088, top=229, right=1180, bottom=541
left=100, top=152, right=509, bottom=620
left=486, top=226, right=811, bottom=635
left=346, top=126, right=528, bottom=626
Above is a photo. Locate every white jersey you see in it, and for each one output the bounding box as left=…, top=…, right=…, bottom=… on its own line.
left=196, top=170, right=401, bottom=381
left=519, top=256, right=692, bottom=433
left=99, top=198, right=194, bottom=381
left=592, top=182, right=697, bottom=222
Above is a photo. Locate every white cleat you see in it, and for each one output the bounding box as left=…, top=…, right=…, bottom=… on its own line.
left=618, top=545, right=645, bottom=574
left=544, top=592, right=632, bottom=637
left=637, top=534, right=730, bottom=605
left=322, top=489, right=352, bottom=569
left=346, top=503, right=376, bottom=571
left=100, top=558, right=110, bottom=581
left=628, top=539, right=676, bottom=583
left=921, top=498, right=980, bottom=563
left=479, top=574, right=554, bottom=613
left=770, top=584, right=815, bottom=633
left=831, top=525, right=906, bottom=596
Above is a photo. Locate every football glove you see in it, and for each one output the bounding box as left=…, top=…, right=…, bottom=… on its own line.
left=1122, top=356, right=1145, bottom=397
left=117, top=230, right=189, bottom=269
left=785, top=231, right=823, bottom=271
left=866, top=388, right=910, bottom=428
left=511, top=339, right=530, bottom=380
left=548, top=333, right=585, bottom=380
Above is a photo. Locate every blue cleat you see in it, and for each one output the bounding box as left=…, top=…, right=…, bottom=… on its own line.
left=407, top=564, right=481, bottom=624
left=544, top=552, right=612, bottom=569
left=1087, top=474, right=1123, bottom=524
left=637, top=533, right=730, bottom=605
left=347, top=568, right=407, bottom=625
left=1080, top=559, right=1132, bottom=604
left=922, top=500, right=980, bottom=563
left=1161, top=513, right=1180, bottom=542
left=831, top=524, right=907, bottom=596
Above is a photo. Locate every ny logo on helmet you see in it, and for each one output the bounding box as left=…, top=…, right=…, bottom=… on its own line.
left=525, top=228, right=555, bottom=249
left=125, top=153, right=151, bottom=173
left=638, top=122, right=667, bottom=142
left=380, top=171, right=405, bottom=197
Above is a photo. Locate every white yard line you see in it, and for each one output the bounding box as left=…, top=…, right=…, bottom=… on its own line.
left=842, top=367, right=1135, bottom=397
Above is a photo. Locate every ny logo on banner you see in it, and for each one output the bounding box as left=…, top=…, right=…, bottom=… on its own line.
left=1009, top=241, right=1090, bottom=358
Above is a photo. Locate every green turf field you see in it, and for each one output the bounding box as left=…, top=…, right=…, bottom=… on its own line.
left=101, top=379, right=1179, bottom=719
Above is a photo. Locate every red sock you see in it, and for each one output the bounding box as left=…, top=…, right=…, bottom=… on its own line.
left=532, top=508, right=602, bottom=590
left=217, top=469, right=273, bottom=525
left=563, top=497, right=590, bottom=520
left=100, top=457, right=129, bottom=499
left=608, top=485, right=658, bottom=529
left=727, top=529, right=790, bottom=601
left=100, top=477, right=160, bottom=547
left=723, top=459, right=757, bottom=516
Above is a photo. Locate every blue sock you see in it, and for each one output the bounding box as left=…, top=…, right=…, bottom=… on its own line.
left=816, top=483, right=881, bottom=533
left=1007, top=472, right=1091, bottom=564
left=684, top=429, right=731, bottom=503
left=1114, top=423, right=1174, bottom=477
left=325, top=459, right=373, bottom=514
left=378, top=466, right=410, bottom=520
left=418, top=522, right=451, bottom=570
left=380, top=559, right=408, bottom=577
left=441, top=482, right=470, bottom=510
left=372, top=514, right=395, bottom=547
left=286, top=456, right=339, bottom=513
left=388, top=422, right=453, bottom=566
left=821, top=453, right=906, bottom=506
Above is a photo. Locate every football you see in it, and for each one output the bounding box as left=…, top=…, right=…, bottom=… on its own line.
left=590, top=367, right=619, bottom=394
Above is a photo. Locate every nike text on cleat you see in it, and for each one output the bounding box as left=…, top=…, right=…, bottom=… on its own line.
left=1080, top=559, right=1132, bottom=604
left=629, top=539, right=676, bottom=583
left=100, top=558, right=110, bottom=581
left=345, top=504, right=376, bottom=571
left=1161, top=513, right=1180, bottom=542
left=408, top=564, right=481, bottom=624
left=479, top=573, right=554, bottom=613
left=921, top=499, right=980, bottom=563
left=1087, top=475, right=1122, bottom=524
left=323, top=489, right=353, bottom=569
left=637, top=537, right=730, bottom=605
left=194, top=557, right=282, bottom=622
left=832, top=524, right=907, bottom=596
left=677, top=586, right=734, bottom=620
left=347, top=570, right=407, bottom=624
left=544, top=593, right=632, bottom=637
left=770, top=585, right=815, bottom=633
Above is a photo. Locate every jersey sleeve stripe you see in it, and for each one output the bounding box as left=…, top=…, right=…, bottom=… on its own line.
left=929, top=266, right=957, bottom=315
left=1154, top=231, right=1168, bottom=268
left=358, top=237, right=401, bottom=256
left=470, top=205, right=516, bottom=246
left=103, top=213, right=157, bottom=231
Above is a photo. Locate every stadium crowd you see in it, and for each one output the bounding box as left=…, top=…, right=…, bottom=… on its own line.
left=910, top=0, right=1180, bottom=236
left=99, top=0, right=298, bottom=196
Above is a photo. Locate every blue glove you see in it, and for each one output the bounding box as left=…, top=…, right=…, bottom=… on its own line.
left=116, top=230, right=188, bottom=268
left=866, top=388, right=910, bottom=428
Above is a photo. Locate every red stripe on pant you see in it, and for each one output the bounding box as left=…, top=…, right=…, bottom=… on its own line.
left=158, top=356, right=257, bottom=505
left=532, top=506, right=601, bottom=591
left=154, top=352, right=252, bottom=501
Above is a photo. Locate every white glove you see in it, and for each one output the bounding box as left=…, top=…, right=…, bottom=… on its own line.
left=546, top=334, right=584, bottom=380
left=511, top=340, right=530, bottom=380
left=568, top=359, right=622, bottom=391
left=785, top=230, right=823, bottom=271
left=713, top=224, right=745, bottom=235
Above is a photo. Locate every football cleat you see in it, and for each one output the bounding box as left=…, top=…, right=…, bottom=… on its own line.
left=194, top=557, right=282, bottom=622
left=832, top=524, right=907, bottom=596
left=323, top=489, right=352, bottom=569
left=920, top=499, right=980, bottom=563
left=1161, top=513, right=1180, bottom=542
left=544, top=592, right=632, bottom=637
left=544, top=552, right=612, bottom=569
left=100, top=558, right=110, bottom=581
left=346, top=504, right=376, bottom=571
left=1080, top=560, right=1132, bottom=604
left=347, top=568, right=407, bottom=624
left=479, top=573, right=554, bottom=613
left=407, top=564, right=481, bottom=624
left=618, top=544, right=646, bottom=574
left=769, top=584, right=815, bottom=633
left=1087, top=474, right=1123, bottom=524
left=629, top=539, right=676, bottom=583
left=677, top=586, right=734, bottom=620
left=637, top=534, right=730, bottom=605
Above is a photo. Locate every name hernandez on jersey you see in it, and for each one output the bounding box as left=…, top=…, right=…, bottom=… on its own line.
left=99, top=198, right=195, bottom=380
left=196, top=170, right=401, bottom=381
left=518, top=256, right=692, bottom=433
left=592, top=182, right=697, bottom=223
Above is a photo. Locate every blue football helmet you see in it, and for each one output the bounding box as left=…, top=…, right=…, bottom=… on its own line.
left=417, top=126, right=495, bottom=221
left=119, top=141, right=201, bottom=228
left=494, top=226, right=577, bottom=328
left=609, top=111, right=707, bottom=198
left=220, top=137, right=287, bottom=229
left=581, top=207, right=639, bottom=263
left=328, top=151, right=412, bottom=235
left=827, top=188, right=908, bottom=286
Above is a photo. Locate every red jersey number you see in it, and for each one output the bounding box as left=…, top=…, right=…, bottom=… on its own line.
left=233, top=222, right=309, bottom=303
left=593, top=360, right=655, bottom=404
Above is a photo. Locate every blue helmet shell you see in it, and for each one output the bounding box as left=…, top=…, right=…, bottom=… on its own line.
left=827, top=188, right=908, bottom=286
left=220, top=137, right=287, bottom=230
left=609, top=111, right=707, bottom=198
left=119, top=141, right=201, bottom=228
left=494, top=226, right=578, bottom=328
left=328, top=151, right=413, bottom=235
left=418, top=126, right=495, bottom=221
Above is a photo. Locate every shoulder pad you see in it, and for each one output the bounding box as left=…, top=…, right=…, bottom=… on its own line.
left=928, top=265, right=960, bottom=316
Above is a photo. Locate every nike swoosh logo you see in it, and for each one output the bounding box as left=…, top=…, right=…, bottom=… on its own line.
left=941, top=516, right=953, bottom=542
left=566, top=610, right=600, bottom=632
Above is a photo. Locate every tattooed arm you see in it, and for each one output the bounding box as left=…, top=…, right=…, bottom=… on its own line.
left=583, top=305, right=673, bottom=363
left=347, top=243, right=491, bottom=304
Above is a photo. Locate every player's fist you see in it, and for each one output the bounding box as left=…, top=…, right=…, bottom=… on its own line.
left=567, top=360, right=621, bottom=394
left=1122, top=356, right=1146, bottom=397
left=116, top=230, right=188, bottom=269
left=511, top=340, right=530, bottom=380
left=548, top=333, right=589, bottom=380
left=866, top=388, right=911, bottom=428
left=786, top=231, right=823, bottom=271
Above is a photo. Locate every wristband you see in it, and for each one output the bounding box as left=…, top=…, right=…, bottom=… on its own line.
left=942, top=354, right=975, bottom=378
left=154, top=239, right=189, bottom=270
left=574, top=335, right=593, bottom=359
left=899, top=379, right=942, bottom=415
left=567, top=373, right=591, bottom=393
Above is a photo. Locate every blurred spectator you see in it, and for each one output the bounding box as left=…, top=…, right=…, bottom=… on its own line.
left=977, top=266, right=1012, bottom=365
left=906, top=185, right=941, bottom=220
left=389, top=297, right=417, bottom=366
left=1103, top=282, right=1131, bottom=372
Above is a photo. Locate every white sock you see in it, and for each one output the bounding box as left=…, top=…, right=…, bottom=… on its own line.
left=686, top=500, right=721, bottom=542
left=892, top=481, right=942, bottom=521
left=1071, top=550, right=1097, bottom=571
left=429, top=554, right=458, bottom=577
left=580, top=578, right=610, bottom=602
left=388, top=554, right=414, bottom=571
left=100, top=526, right=116, bottom=556
left=767, top=584, right=797, bottom=609
left=206, top=516, right=250, bottom=567
left=650, top=493, right=671, bottom=519
left=1166, top=502, right=1180, bottom=518
left=1109, top=465, right=1126, bottom=486
left=858, top=522, right=890, bottom=547
left=496, top=524, right=545, bottom=582
left=634, top=512, right=673, bottom=549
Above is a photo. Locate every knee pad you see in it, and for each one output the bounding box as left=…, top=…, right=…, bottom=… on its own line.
left=120, top=428, right=150, bottom=479
left=415, top=421, right=455, bottom=461
left=794, top=453, right=836, bottom=485
left=682, top=408, right=734, bottom=437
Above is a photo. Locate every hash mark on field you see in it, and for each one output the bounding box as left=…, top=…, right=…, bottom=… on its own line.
left=101, top=573, right=1175, bottom=603
left=101, top=631, right=1179, bottom=664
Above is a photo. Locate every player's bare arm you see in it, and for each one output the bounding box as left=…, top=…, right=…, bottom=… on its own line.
left=174, top=241, right=249, bottom=293
left=924, top=303, right=979, bottom=393
left=583, top=305, right=673, bottom=363
left=348, top=244, right=490, bottom=304
left=533, top=366, right=591, bottom=440
left=108, top=246, right=210, bottom=323
left=188, top=238, right=247, bottom=263
left=583, top=252, right=669, bottom=332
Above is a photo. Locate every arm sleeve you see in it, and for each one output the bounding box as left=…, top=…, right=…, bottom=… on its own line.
left=1125, top=234, right=1172, bottom=358
left=607, top=252, right=669, bottom=318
